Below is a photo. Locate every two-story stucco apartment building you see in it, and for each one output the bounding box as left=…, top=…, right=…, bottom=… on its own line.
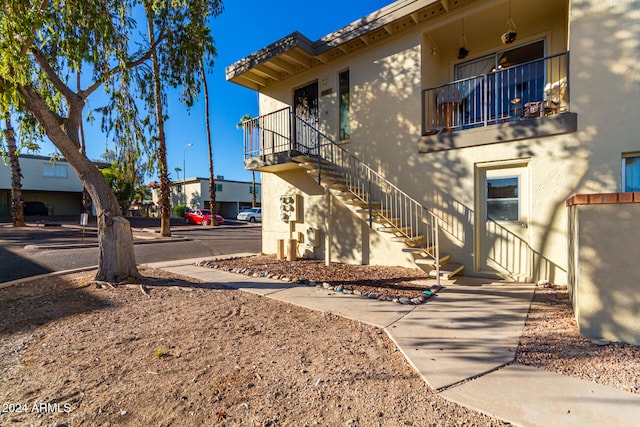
left=227, top=0, right=639, bottom=344
left=150, top=177, right=261, bottom=219
left=0, top=154, right=95, bottom=216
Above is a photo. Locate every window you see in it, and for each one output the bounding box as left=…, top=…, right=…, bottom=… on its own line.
left=249, top=186, right=259, bottom=194
left=623, top=155, right=640, bottom=192
left=42, top=163, right=68, bottom=178
left=338, top=70, right=350, bottom=141
left=487, top=177, right=519, bottom=221
left=216, top=183, right=223, bottom=192
left=454, top=40, right=546, bottom=124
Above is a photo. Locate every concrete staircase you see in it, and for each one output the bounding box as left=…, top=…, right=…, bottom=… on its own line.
left=293, top=153, right=464, bottom=280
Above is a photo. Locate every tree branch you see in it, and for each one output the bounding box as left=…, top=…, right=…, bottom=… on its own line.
left=19, top=0, right=50, bottom=57
left=31, top=47, right=78, bottom=102
left=16, top=83, right=65, bottom=128
left=81, top=32, right=166, bottom=98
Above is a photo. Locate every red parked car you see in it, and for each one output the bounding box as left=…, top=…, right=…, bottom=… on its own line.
left=184, top=209, right=224, bottom=226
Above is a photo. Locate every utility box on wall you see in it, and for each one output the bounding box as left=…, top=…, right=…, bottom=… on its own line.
left=306, top=227, right=319, bottom=247
left=279, top=194, right=301, bottom=223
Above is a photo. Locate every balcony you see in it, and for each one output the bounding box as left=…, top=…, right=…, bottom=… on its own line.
left=242, top=108, right=333, bottom=172
left=420, top=52, right=577, bottom=153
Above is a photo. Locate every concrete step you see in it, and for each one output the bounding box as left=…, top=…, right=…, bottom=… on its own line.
left=306, top=169, right=341, bottom=179
left=377, top=226, right=413, bottom=234
left=391, top=235, right=424, bottom=246
left=333, top=189, right=367, bottom=197
left=414, top=254, right=451, bottom=267
left=345, top=200, right=381, bottom=209
left=326, top=183, right=349, bottom=191
left=402, top=246, right=435, bottom=255
left=372, top=217, right=402, bottom=226
left=298, top=162, right=335, bottom=171
left=355, top=208, right=391, bottom=216
left=319, top=176, right=346, bottom=185
left=429, top=263, right=464, bottom=279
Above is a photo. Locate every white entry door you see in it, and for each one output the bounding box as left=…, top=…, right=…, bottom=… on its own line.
left=476, top=162, right=531, bottom=280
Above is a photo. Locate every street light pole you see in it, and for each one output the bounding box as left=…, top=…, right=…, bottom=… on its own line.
left=183, top=143, right=193, bottom=206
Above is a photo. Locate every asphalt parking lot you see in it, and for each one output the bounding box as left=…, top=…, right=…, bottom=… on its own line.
left=0, top=215, right=261, bottom=282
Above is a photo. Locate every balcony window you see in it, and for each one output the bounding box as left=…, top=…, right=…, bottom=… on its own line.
left=338, top=70, right=350, bottom=141
left=623, top=155, right=640, bottom=192
left=454, top=40, right=546, bottom=127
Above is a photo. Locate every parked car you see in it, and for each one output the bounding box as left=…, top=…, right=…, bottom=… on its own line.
left=236, top=207, right=261, bottom=223
left=184, top=209, right=224, bottom=226
left=23, top=201, right=48, bottom=216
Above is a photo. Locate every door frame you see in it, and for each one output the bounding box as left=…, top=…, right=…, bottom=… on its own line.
left=474, top=159, right=532, bottom=280
left=293, top=81, right=319, bottom=124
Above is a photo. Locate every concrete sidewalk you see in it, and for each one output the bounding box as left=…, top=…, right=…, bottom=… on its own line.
left=146, top=257, right=640, bottom=427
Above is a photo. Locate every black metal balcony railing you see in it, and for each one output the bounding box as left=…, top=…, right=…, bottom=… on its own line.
left=422, top=52, right=569, bottom=134
left=242, top=108, right=334, bottom=159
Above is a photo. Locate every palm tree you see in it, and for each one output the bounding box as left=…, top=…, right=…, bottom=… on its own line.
left=201, top=57, right=217, bottom=225
left=146, top=7, right=171, bottom=237
left=3, top=115, right=25, bottom=227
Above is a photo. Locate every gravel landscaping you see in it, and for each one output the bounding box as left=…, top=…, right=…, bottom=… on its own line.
left=1, top=255, right=638, bottom=426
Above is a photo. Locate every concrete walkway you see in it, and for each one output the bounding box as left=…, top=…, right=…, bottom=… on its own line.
left=146, top=257, right=640, bottom=427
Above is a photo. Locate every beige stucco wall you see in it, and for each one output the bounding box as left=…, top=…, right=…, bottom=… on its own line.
left=261, top=170, right=417, bottom=268
left=568, top=0, right=639, bottom=193
left=0, top=157, right=84, bottom=193
left=0, top=156, right=85, bottom=215
left=255, top=0, right=638, bottom=283
left=570, top=202, right=640, bottom=345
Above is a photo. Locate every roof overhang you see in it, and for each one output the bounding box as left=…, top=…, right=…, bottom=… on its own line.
left=226, top=0, right=478, bottom=91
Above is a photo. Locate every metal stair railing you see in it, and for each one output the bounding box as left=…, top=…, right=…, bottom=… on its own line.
left=244, top=107, right=443, bottom=281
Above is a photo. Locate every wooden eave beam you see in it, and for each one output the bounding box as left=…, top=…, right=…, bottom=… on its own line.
left=253, top=64, right=282, bottom=81
left=230, top=74, right=261, bottom=91
left=240, top=71, right=268, bottom=88
left=267, top=57, right=298, bottom=74
left=281, top=49, right=313, bottom=69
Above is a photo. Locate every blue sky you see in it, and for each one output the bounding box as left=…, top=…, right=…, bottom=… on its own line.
left=37, top=0, right=392, bottom=184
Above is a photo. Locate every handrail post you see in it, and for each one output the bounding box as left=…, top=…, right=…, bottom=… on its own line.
left=290, top=110, right=295, bottom=152
left=434, top=214, right=440, bottom=287
left=368, top=173, right=373, bottom=229
left=317, top=138, right=322, bottom=185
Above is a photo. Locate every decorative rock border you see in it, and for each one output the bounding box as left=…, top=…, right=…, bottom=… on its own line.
left=195, top=258, right=441, bottom=306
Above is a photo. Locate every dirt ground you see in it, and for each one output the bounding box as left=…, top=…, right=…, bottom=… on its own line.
left=1, top=256, right=638, bottom=426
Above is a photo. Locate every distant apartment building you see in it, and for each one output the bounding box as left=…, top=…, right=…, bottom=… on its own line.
left=150, top=176, right=261, bottom=219
left=0, top=154, right=101, bottom=216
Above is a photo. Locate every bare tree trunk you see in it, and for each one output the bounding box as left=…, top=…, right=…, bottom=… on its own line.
left=148, top=12, right=171, bottom=237
left=18, top=84, right=139, bottom=283
left=4, top=116, right=25, bottom=227
left=200, top=59, right=217, bottom=226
